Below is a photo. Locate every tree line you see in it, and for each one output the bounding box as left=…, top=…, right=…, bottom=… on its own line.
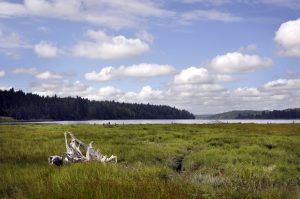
left=0, top=89, right=195, bottom=120
left=236, top=109, right=300, bottom=119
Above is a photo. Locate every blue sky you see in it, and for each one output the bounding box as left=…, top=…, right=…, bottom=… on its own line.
left=0, top=0, right=300, bottom=114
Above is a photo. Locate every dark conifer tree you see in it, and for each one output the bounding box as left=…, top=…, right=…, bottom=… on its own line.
left=0, top=89, right=195, bottom=120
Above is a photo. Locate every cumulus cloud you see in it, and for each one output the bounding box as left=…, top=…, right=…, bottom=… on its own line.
left=30, top=79, right=164, bottom=104
left=121, top=63, right=175, bottom=77
left=85, top=67, right=115, bottom=82
left=274, top=18, right=300, bottom=58
left=210, top=52, right=273, bottom=73
left=167, top=62, right=299, bottom=113
left=32, top=80, right=93, bottom=97
left=173, top=67, right=233, bottom=84
left=233, top=87, right=262, bottom=101
left=86, top=86, right=123, bottom=101
left=87, top=86, right=163, bottom=103
left=27, top=75, right=300, bottom=114
left=171, top=75, right=300, bottom=114
left=125, top=86, right=163, bottom=102
left=263, top=78, right=300, bottom=91
left=169, top=66, right=230, bottom=111
left=85, top=63, right=175, bottom=81
left=34, top=41, right=62, bottom=58
left=73, top=30, right=150, bottom=59
left=12, top=67, right=63, bottom=80
left=168, top=78, right=300, bottom=113
left=234, top=87, right=261, bottom=96
left=170, top=83, right=225, bottom=96
left=0, top=70, right=5, bottom=78
left=174, top=67, right=211, bottom=84
left=0, top=0, right=173, bottom=29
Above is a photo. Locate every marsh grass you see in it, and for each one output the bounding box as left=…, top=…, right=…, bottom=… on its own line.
left=0, top=124, right=299, bottom=198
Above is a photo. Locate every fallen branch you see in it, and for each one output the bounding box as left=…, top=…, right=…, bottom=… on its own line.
left=48, top=132, right=117, bottom=166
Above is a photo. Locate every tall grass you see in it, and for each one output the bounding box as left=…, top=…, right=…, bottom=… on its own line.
left=0, top=124, right=299, bottom=198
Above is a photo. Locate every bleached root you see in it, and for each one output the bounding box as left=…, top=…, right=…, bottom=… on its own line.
left=49, top=132, right=117, bottom=166
left=105, top=155, right=117, bottom=163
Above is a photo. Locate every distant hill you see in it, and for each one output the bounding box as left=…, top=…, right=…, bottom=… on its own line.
left=0, top=89, right=195, bottom=120
left=210, top=110, right=263, bottom=119
left=196, top=109, right=300, bottom=119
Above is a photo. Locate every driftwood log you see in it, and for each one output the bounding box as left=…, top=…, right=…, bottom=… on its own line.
left=48, top=132, right=117, bottom=166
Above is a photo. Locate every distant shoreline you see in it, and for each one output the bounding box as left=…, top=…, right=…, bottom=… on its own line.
left=1, top=119, right=299, bottom=125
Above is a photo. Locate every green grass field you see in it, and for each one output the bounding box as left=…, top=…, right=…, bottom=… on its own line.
left=0, top=124, right=300, bottom=198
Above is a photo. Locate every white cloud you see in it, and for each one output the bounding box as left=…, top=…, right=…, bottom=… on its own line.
left=171, top=83, right=225, bottom=94
left=215, top=74, right=234, bottom=82
left=97, top=86, right=122, bottom=99
left=85, top=63, right=175, bottom=81
left=234, top=87, right=261, bottom=96
left=125, top=86, right=163, bottom=102
left=170, top=66, right=228, bottom=109
left=274, top=18, right=300, bottom=58
left=27, top=75, right=300, bottom=114
left=31, top=79, right=164, bottom=104
left=174, top=67, right=212, bottom=84
left=34, top=41, right=62, bottom=58
left=85, top=66, right=115, bottom=81
left=173, top=67, right=233, bottom=84
left=35, top=71, right=63, bottom=80
left=233, top=87, right=262, bottom=101
left=0, top=86, right=12, bottom=90
left=0, top=29, right=27, bottom=49
left=73, top=30, right=150, bottom=59
left=139, top=86, right=163, bottom=99
left=0, top=1, right=26, bottom=17
left=181, top=10, right=241, bottom=23
left=0, top=0, right=173, bottom=29
left=0, top=70, right=5, bottom=78
left=167, top=63, right=299, bottom=113
left=210, top=52, right=273, bottom=73
left=263, top=78, right=300, bottom=91
left=32, top=80, right=93, bottom=97
left=84, top=86, right=123, bottom=101
left=121, top=63, right=175, bottom=77
left=13, top=67, right=64, bottom=80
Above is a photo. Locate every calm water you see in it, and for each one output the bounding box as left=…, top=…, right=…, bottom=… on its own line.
left=1, top=119, right=300, bottom=125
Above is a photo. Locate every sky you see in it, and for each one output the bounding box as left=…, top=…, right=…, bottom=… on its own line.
left=0, top=0, right=300, bottom=114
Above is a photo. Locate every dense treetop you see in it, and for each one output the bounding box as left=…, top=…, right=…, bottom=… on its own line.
left=0, top=89, right=194, bottom=120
